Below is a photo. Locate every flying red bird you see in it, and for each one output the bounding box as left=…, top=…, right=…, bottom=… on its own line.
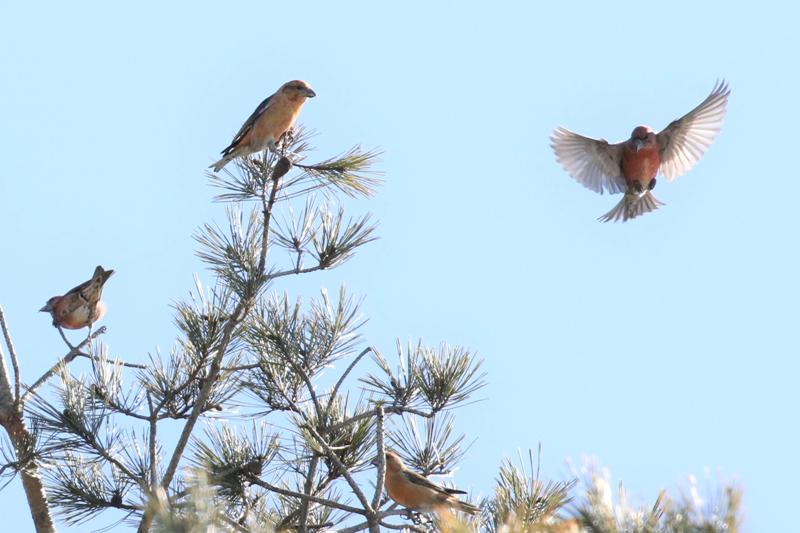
left=551, top=81, right=730, bottom=222
left=210, top=79, right=316, bottom=172
left=40, top=266, right=114, bottom=330
left=377, top=451, right=479, bottom=517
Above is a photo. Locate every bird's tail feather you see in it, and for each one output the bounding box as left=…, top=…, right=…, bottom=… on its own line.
left=598, top=191, right=664, bottom=223
left=452, top=499, right=480, bottom=516
left=93, top=266, right=114, bottom=285
left=209, top=154, right=234, bottom=172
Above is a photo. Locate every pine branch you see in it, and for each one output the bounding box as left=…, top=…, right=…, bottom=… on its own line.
left=329, top=509, right=416, bottom=533
left=209, top=128, right=382, bottom=203
left=21, top=326, right=107, bottom=405
left=327, top=347, right=375, bottom=416
left=248, top=476, right=365, bottom=516
left=388, top=413, right=469, bottom=477
left=191, top=423, right=278, bottom=504
left=297, top=455, right=319, bottom=533
left=300, top=421, right=373, bottom=513
left=483, top=448, right=575, bottom=532
left=138, top=156, right=288, bottom=533
left=371, top=405, right=386, bottom=511
left=0, top=307, right=21, bottom=407
left=146, top=393, right=158, bottom=488
left=0, top=309, right=57, bottom=532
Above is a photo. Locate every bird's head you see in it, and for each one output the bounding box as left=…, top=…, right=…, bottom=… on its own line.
left=372, top=451, right=404, bottom=472
left=39, top=296, right=60, bottom=314
left=629, top=125, right=655, bottom=152
left=385, top=451, right=404, bottom=471
left=281, top=80, right=316, bottom=100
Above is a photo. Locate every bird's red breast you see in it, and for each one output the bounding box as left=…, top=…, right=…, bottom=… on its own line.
left=622, top=143, right=660, bottom=188
left=41, top=266, right=113, bottom=329
left=52, top=297, right=106, bottom=329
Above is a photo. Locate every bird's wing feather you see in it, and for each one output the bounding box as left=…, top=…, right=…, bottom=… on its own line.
left=656, top=80, right=730, bottom=181
left=63, top=279, right=93, bottom=299
left=551, top=127, right=627, bottom=195
left=401, top=470, right=452, bottom=495
left=221, top=94, right=275, bottom=155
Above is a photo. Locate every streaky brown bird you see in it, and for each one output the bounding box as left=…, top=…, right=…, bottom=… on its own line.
left=40, top=266, right=114, bottom=330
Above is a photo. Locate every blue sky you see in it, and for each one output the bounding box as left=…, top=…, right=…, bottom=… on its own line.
left=1, top=1, right=797, bottom=531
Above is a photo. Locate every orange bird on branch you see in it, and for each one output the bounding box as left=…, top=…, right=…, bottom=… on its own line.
left=378, top=451, right=479, bottom=517
left=40, top=266, right=114, bottom=330
left=551, top=80, right=730, bottom=222
left=210, top=79, right=316, bottom=172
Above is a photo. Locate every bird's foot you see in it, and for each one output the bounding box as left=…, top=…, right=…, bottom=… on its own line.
left=56, top=326, right=76, bottom=351
left=282, top=128, right=296, bottom=149
left=648, top=178, right=657, bottom=190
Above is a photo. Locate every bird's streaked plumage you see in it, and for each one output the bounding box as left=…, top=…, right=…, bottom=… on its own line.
left=40, top=266, right=114, bottom=330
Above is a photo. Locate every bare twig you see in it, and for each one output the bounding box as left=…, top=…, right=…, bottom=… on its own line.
left=326, top=347, right=374, bottom=416
left=298, top=455, right=319, bottom=533
left=56, top=325, right=77, bottom=351
left=258, top=157, right=284, bottom=273
left=326, top=405, right=433, bottom=434
left=371, top=405, right=386, bottom=511
left=0, top=307, right=21, bottom=407
left=147, top=392, right=158, bottom=487
left=268, top=264, right=327, bottom=281
left=249, top=477, right=366, bottom=515
left=97, top=395, right=151, bottom=421
left=221, top=363, right=260, bottom=372
left=21, top=326, right=107, bottom=405
left=76, top=352, right=146, bottom=369
left=324, top=509, right=410, bottom=533
left=379, top=521, right=427, bottom=532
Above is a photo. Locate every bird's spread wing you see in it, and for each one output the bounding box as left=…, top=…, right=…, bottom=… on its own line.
left=221, top=94, right=275, bottom=156
left=401, top=470, right=452, bottom=496
left=551, top=127, right=626, bottom=195
left=656, top=80, right=730, bottom=181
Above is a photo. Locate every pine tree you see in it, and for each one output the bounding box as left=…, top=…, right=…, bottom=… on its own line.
left=0, top=131, right=741, bottom=532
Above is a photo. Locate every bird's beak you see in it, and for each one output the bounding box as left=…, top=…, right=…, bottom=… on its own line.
left=304, top=88, right=316, bottom=98
left=39, top=304, right=51, bottom=313
left=632, top=139, right=643, bottom=152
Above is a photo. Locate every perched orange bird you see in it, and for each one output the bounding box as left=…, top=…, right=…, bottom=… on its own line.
left=40, top=266, right=114, bottom=330
left=378, top=451, right=479, bottom=516
left=210, top=79, right=316, bottom=172
left=551, top=80, right=730, bottom=222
